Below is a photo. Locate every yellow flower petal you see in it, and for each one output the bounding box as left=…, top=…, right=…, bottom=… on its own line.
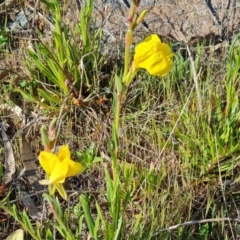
left=66, top=160, right=83, bottom=178
left=49, top=158, right=68, bottom=183
left=57, top=145, right=71, bottom=162
left=39, top=151, right=58, bottom=174
left=134, top=34, right=174, bottom=76
left=55, top=183, right=67, bottom=200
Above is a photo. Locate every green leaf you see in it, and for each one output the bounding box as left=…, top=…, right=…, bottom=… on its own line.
left=16, top=89, right=57, bottom=110
left=28, top=50, right=58, bottom=85
left=93, top=157, right=103, bottom=163
left=38, top=88, right=60, bottom=104
left=53, top=31, right=64, bottom=68
left=45, top=223, right=54, bottom=240
left=115, top=74, right=122, bottom=93
left=128, top=214, right=142, bottom=238
left=113, top=216, right=123, bottom=240
left=80, top=195, right=95, bottom=237
left=40, top=0, right=55, bottom=10
left=22, top=210, right=34, bottom=232
left=46, top=58, right=67, bottom=93
left=77, top=215, right=84, bottom=236
left=15, top=88, right=37, bottom=102
left=104, top=167, right=113, bottom=206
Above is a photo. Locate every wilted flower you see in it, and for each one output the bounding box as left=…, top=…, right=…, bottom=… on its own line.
left=133, top=34, right=174, bottom=76
left=39, top=145, right=83, bottom=199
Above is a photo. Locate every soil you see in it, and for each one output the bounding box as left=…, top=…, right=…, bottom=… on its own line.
left=93, top=0, right=240, bottom=47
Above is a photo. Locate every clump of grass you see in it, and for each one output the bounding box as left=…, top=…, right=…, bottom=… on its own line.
left=14, top=0, right=104, bottom=111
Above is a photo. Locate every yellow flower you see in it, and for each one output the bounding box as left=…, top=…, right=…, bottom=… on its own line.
left=39, top=145, right=83, bottom=199
left=133, top=34, right=174, bottom=76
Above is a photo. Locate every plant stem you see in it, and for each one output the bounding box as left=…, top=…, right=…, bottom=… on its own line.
left=123, top=42, right=131, bottom=80
left=113, top=90, right=122, bottom=180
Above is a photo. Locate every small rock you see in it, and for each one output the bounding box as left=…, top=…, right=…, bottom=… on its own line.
left=6, top=21, right=21, bottom=32
left=16, top=9, right=32, bottom=29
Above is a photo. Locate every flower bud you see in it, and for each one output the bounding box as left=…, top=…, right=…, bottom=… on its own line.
left=122, top=63, right=137, bottom=87
left=40, top=126, right=50, bottom=151
left=136, top=9, right=147, bottom=25
left=128, top=5, right=137, bottom=22
left=48, top=118, right=57, bottom=141
left=125, top=29, right=133, bottom=47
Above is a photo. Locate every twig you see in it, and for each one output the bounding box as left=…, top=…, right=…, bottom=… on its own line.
left=32, top=0, right=39, bottom=28
left=25, top=3, right=55, bottom=30
left=0, top=122, right=15, bottom=184
left=151, top=217, right=240, bottom=237
left=204, top=0, right=222, bottom=32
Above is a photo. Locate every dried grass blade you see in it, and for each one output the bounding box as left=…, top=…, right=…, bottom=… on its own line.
left=1, top=123, right=15, bottom=184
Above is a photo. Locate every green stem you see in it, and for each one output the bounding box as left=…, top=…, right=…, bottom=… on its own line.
left=113, top=91, right=122, bottom=180
left=123, top=43, right=131, bottom=80
left=49, top=184, right=56, bottom=196
left=115, top=92, right=121, bottom=140
left=123, top=3, right=134, bottom=79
